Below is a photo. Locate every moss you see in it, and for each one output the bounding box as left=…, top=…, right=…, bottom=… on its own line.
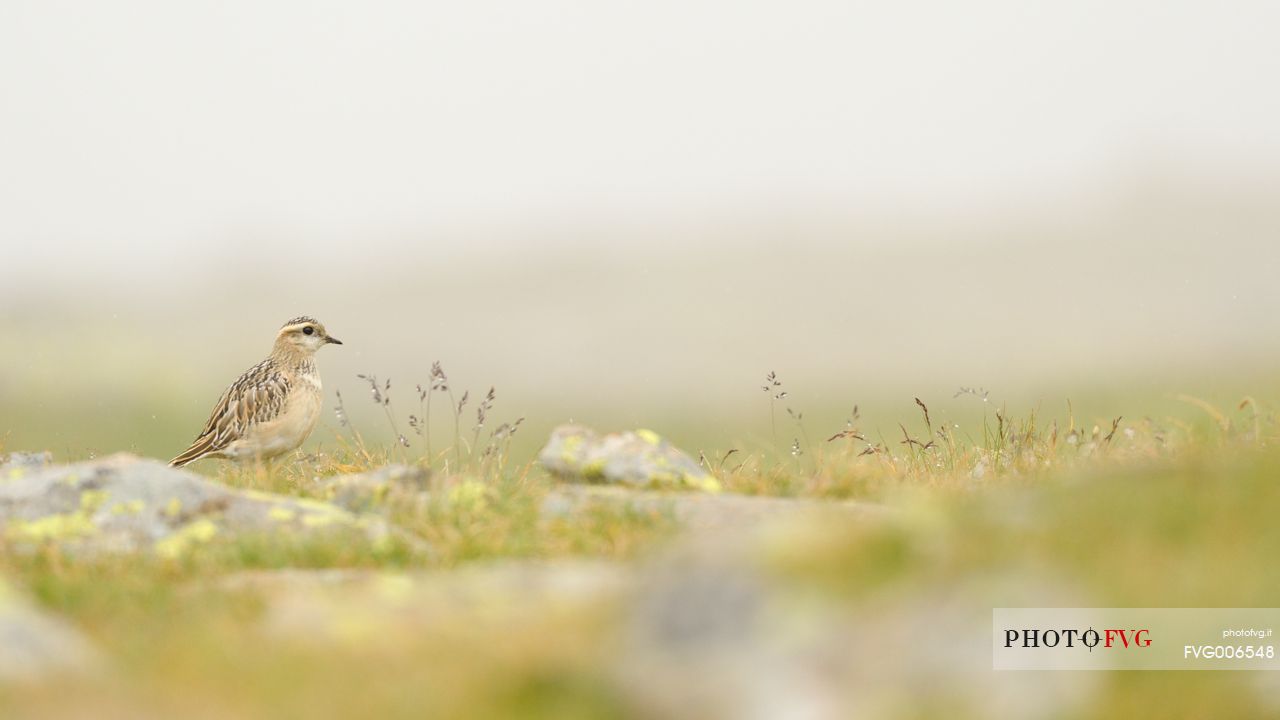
left=582, top=459, right=607, bottom=482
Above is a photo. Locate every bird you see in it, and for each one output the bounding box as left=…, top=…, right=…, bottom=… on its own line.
left=169, top=316, right=343, bottom=467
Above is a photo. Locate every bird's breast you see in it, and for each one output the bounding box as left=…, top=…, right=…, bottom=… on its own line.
left=242, top=377, right=324, bottom=455
left=299, top=372, right=322, bottom=392
left=287, top=376, right=324, bottom=432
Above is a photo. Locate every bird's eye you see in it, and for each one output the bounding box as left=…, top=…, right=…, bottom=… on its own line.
left=303, top=326, right=314, bottom=335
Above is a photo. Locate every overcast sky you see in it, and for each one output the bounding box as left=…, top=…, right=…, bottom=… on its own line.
left=2, top=1, right=1279, bottom=282
left=4, top=1, right=1280, bottom=458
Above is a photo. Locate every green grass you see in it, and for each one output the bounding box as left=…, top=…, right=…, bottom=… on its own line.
left=1, top=389, right=1278, bottom=718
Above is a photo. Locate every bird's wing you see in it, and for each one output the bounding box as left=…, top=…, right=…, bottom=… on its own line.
left=169, top=360, right=293, bottom=466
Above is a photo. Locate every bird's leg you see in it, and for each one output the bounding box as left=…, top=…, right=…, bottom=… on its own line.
left=251, top=454, right=269, bottom=489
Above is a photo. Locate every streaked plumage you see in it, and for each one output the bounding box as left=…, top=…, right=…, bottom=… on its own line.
left=169, top=316, right=342, bottom=467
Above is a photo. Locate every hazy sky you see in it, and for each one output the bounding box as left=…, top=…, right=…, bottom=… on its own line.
left=4, top=2, right=1280, bottom=457
left=3, top=1, right=1279, bottom=280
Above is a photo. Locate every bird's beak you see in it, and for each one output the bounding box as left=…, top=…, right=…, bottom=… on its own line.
left=325, top=336, right=343, bottom=345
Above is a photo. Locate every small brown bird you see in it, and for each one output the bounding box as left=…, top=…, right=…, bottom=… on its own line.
left=169, top=316, right=342, bottom=467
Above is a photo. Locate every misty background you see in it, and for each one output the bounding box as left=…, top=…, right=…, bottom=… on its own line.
left=2, top=1, right=1278, bottom=460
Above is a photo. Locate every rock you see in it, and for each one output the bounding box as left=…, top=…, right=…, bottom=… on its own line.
left=309, top=464, right=431, bottom=513
left=0, top=580, right=99, bottom=683
left=1, top=451, right=52, bottom=475
left=539, top=425, right=720, bottom=492
left=542, top=485, right=890, bottom=534
left=220, top=560, right=632, bottom=646
left=615, top=522, right=1100, bottom=720
left=0, top=453, right=392, bottom=557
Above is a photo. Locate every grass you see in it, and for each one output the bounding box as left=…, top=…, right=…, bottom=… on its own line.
left=1, top=380, right=1278, bottom=718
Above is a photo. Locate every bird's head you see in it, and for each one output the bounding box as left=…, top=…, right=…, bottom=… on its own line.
left=275, top=316, right=343, bottom=355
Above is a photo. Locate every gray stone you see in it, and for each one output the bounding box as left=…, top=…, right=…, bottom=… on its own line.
left=308, top=464, right=431, bottom=513
left=221, top=560, right=632, bottom=645
left=1, top=451, right=52, bottom=474
left=539, top=425, right=720, bottom=491
left=615, top=524, right=1100, bottom=720
left=0, top=453, right=391, bottom=557
left=542, top=485, right=890, bottom=534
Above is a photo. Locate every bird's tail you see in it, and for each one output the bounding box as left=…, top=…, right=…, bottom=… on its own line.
left=169, top=435, right=217, bottom=467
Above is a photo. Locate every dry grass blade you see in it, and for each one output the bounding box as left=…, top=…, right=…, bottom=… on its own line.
left=1175, top=394, right=1231, bottom=433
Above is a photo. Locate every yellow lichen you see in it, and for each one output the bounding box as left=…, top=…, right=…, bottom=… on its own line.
left=560, top=435, right=585, bottom=463
left=164, top=498, right=183, bottom=518
left=110, top=500, right=146, bottom=515
left=686, top=473, right=722, bottom=494
left=154, top=518, right=219, bottom=559
left=269, top=506, right=297, bottom=522
left=79, top=490, right=108, bottom=512
left=302, top=514, right=337, bottom=528
left=636, top=429, right=662, bottom=446
left=6, top=512, right=98, bottom=542
left=647, top=471, right=677, bottom=486
left=243, top=489, right=344, bottom=517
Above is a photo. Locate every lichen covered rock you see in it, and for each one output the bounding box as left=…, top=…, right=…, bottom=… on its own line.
left=541, top=485, right=886, bottom=533
left=223, top=560, right=631, bottom=646
left=1, top=451, right=52, bottom=476
left=539, top=425, right=720, bottom=492
left=0, top=454, right=390, bottom=557
left=309, top=464, right=431, bottom=513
